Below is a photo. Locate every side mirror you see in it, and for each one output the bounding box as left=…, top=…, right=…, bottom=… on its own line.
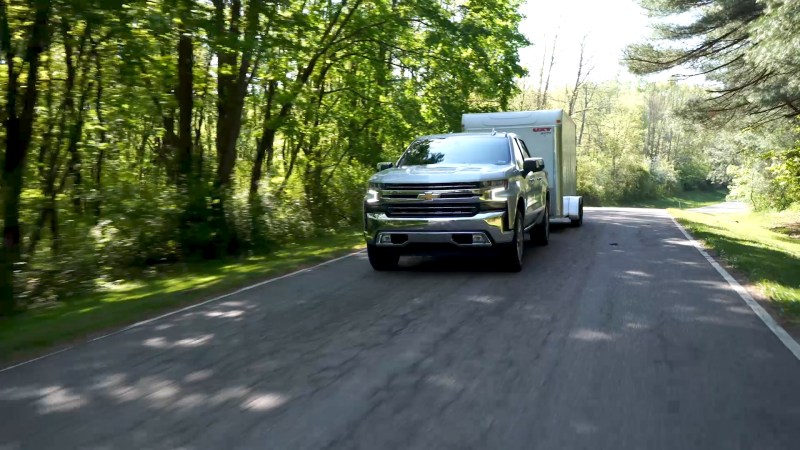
left=377, top=162, right=394, bottom=171
left=523, top=158, right=545, bottom=174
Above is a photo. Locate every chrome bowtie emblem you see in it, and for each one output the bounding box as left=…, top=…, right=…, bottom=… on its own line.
left=418, top=192, right=440, bottom=200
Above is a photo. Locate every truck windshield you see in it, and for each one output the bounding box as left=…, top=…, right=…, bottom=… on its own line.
left=397, top=136, right=511, bottom=166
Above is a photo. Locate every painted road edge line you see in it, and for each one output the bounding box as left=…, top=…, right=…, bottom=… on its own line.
left=0, top=249, right=365, bottom=374
left=669, top=215, right=800, bottom=361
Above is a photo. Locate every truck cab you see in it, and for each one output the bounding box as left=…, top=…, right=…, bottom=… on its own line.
left=364, top=132, right=550, bottom=272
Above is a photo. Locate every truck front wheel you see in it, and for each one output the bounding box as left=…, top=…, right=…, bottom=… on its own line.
left=367, top=245, right=399, bottom=271
left=532, top=202, right=550, bottom=246
left=499, top=208, right=524, bottom=272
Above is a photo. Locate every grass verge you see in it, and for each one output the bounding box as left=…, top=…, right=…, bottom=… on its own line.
left=0, top=231, right=365, bottom=362
left=670, top=209, right=800, bottom=323
left=617, top=189, right=728, bottom=209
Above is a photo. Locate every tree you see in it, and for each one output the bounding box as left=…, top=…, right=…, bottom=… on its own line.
left=567, top=34, right=592, bottom=116
left=1, top=0, right=52, bottom=315
left=0, top=0, right=529, bottom=311
left=625, top=0, right=800, bottom=123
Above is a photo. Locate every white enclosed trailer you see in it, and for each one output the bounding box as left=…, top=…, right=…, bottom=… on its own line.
left=461, top=109, right=583, bottom=225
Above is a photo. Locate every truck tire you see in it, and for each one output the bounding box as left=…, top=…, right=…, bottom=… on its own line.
left=532, top=203, right=550, bottom=246
left=570, top=199, right=583, bottom=227
left=500, top=208, right=524, bottom=272
left=367, top=245, right=399, bottom=271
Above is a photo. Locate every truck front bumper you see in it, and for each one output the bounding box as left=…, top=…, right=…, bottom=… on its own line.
left=364, top=211, right=513, bottom=248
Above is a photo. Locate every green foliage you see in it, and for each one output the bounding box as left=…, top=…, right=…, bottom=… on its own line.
left=0, top=0, right=527, bottom=314
left=625, top=0, right=797, bottom=121
left=717, top=124, right=800, bottom=211
left=525, top=79, right=719, bottom=205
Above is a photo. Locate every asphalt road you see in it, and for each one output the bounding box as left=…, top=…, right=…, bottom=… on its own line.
left=1, top=208, right=799, bottom=449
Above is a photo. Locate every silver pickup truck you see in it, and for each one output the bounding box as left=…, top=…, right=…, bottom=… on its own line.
left=363, top=132, right=550, bottom=271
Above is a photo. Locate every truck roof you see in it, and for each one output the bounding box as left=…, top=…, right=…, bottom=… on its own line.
left=414, top=132, right=518, bottom=140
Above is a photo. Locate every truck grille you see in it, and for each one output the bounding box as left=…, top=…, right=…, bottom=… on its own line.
left=383, top=182, right=481, bottom=191
left=386, top=203, right=479, bottom=218
left=382, top=192, right=476, bottom=199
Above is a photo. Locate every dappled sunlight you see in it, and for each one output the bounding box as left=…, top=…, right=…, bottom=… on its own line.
left=623, top=270, right=652, bottom=278
left=624, top=321, right=651, bottom=330
left=426, top=373, right=464, bottom=390
left=175, top=334, right=214, bottom=347
left=0, top=386, right=48, bottom=401
left=727, top=306, right=753, bottom=315
left=242, top=393, right=288, bottom=411
left=91, top=372, right=291, bottom=414
left=204, top=309, right=244, bottom=319
left=671, top=259, right=703, bottom=267
left=466, top=295, right=500, bottom=305
left=147, top=380, right=181, bottom=401
left=92, top=373, right=128, bottom=389
left=36, top=386, right=88, bottom=414
left=570, top=328, right=614, bottom=342
left=142, top=333, right=214, bottom=349
left=219, top=301, right=248, bottom=308
left=686, top=279, right=733, bottom=290
left=184, top=370, right=214, bottom=383
left=692, top=315, right=743, bottom=326
left=661, top=238, right=696, bottom=247
left=209, top=386, right=251, bottom=406
left=172, top=393, right=209, bottom=410
left=143, top=337, right=168, bottom=349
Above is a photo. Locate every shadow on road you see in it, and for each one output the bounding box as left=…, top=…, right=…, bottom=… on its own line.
left=392, top=223, right=578, bottom=273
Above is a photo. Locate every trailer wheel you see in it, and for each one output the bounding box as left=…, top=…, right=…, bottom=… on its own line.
left=367, top=245, right=399, bottom=271
left=570, top=199, right=584, bottom=227
left=532, top=202, right=550, bottom=246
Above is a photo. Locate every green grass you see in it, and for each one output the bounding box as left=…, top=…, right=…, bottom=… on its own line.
left=617, top=189, right=728, bottom=209
left=670, top=209, right=800, bottom=322
left=0, top=231, right=365, bottom=361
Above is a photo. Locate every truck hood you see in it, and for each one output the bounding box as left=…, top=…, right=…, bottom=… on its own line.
left=370, top=165, right=514, bottom=185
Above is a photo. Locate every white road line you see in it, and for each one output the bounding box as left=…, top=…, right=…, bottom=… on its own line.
left=669, top=215, right=800, bottom=361
left=0, top=250, right=365, bottom=374
left=0, top=347, right=74, bottom=373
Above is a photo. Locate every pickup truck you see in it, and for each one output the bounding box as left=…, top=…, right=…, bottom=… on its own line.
left=363, top=132, right=550, bottom=271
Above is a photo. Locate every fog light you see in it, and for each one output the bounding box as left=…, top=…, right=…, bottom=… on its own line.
left=379, top=234, right=393, bottom=244
left=472, top=233, right=489, bottom=244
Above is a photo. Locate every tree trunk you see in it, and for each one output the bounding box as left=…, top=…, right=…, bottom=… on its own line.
left=176, top=32, right=194, bottom=185
left=249, top=80, right=277, bottom=196
left=0, top=0, right=51, bottom=315
left=92, top=47, right=107, bottom=222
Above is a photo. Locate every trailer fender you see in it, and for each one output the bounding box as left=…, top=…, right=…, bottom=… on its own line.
left=563, top=196, right=582, bottom=220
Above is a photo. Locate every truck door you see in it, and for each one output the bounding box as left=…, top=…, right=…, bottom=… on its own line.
left=517, top=138, right=546, bottom=217
left=513, top=138, right=539, bottom=226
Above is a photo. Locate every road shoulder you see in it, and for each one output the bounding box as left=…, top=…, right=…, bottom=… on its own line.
left=668, top=209, right=800, bottom=355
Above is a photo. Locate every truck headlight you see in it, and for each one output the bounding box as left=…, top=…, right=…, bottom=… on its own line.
left=365, top=182, right=382, bottom=203
left=481, top=179, right=509, bottom=201
left=480, top=180, right=508, bottom=190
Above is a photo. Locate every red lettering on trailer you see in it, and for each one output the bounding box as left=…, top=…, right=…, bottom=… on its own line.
left=532, top=127, right=552, bottom=133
